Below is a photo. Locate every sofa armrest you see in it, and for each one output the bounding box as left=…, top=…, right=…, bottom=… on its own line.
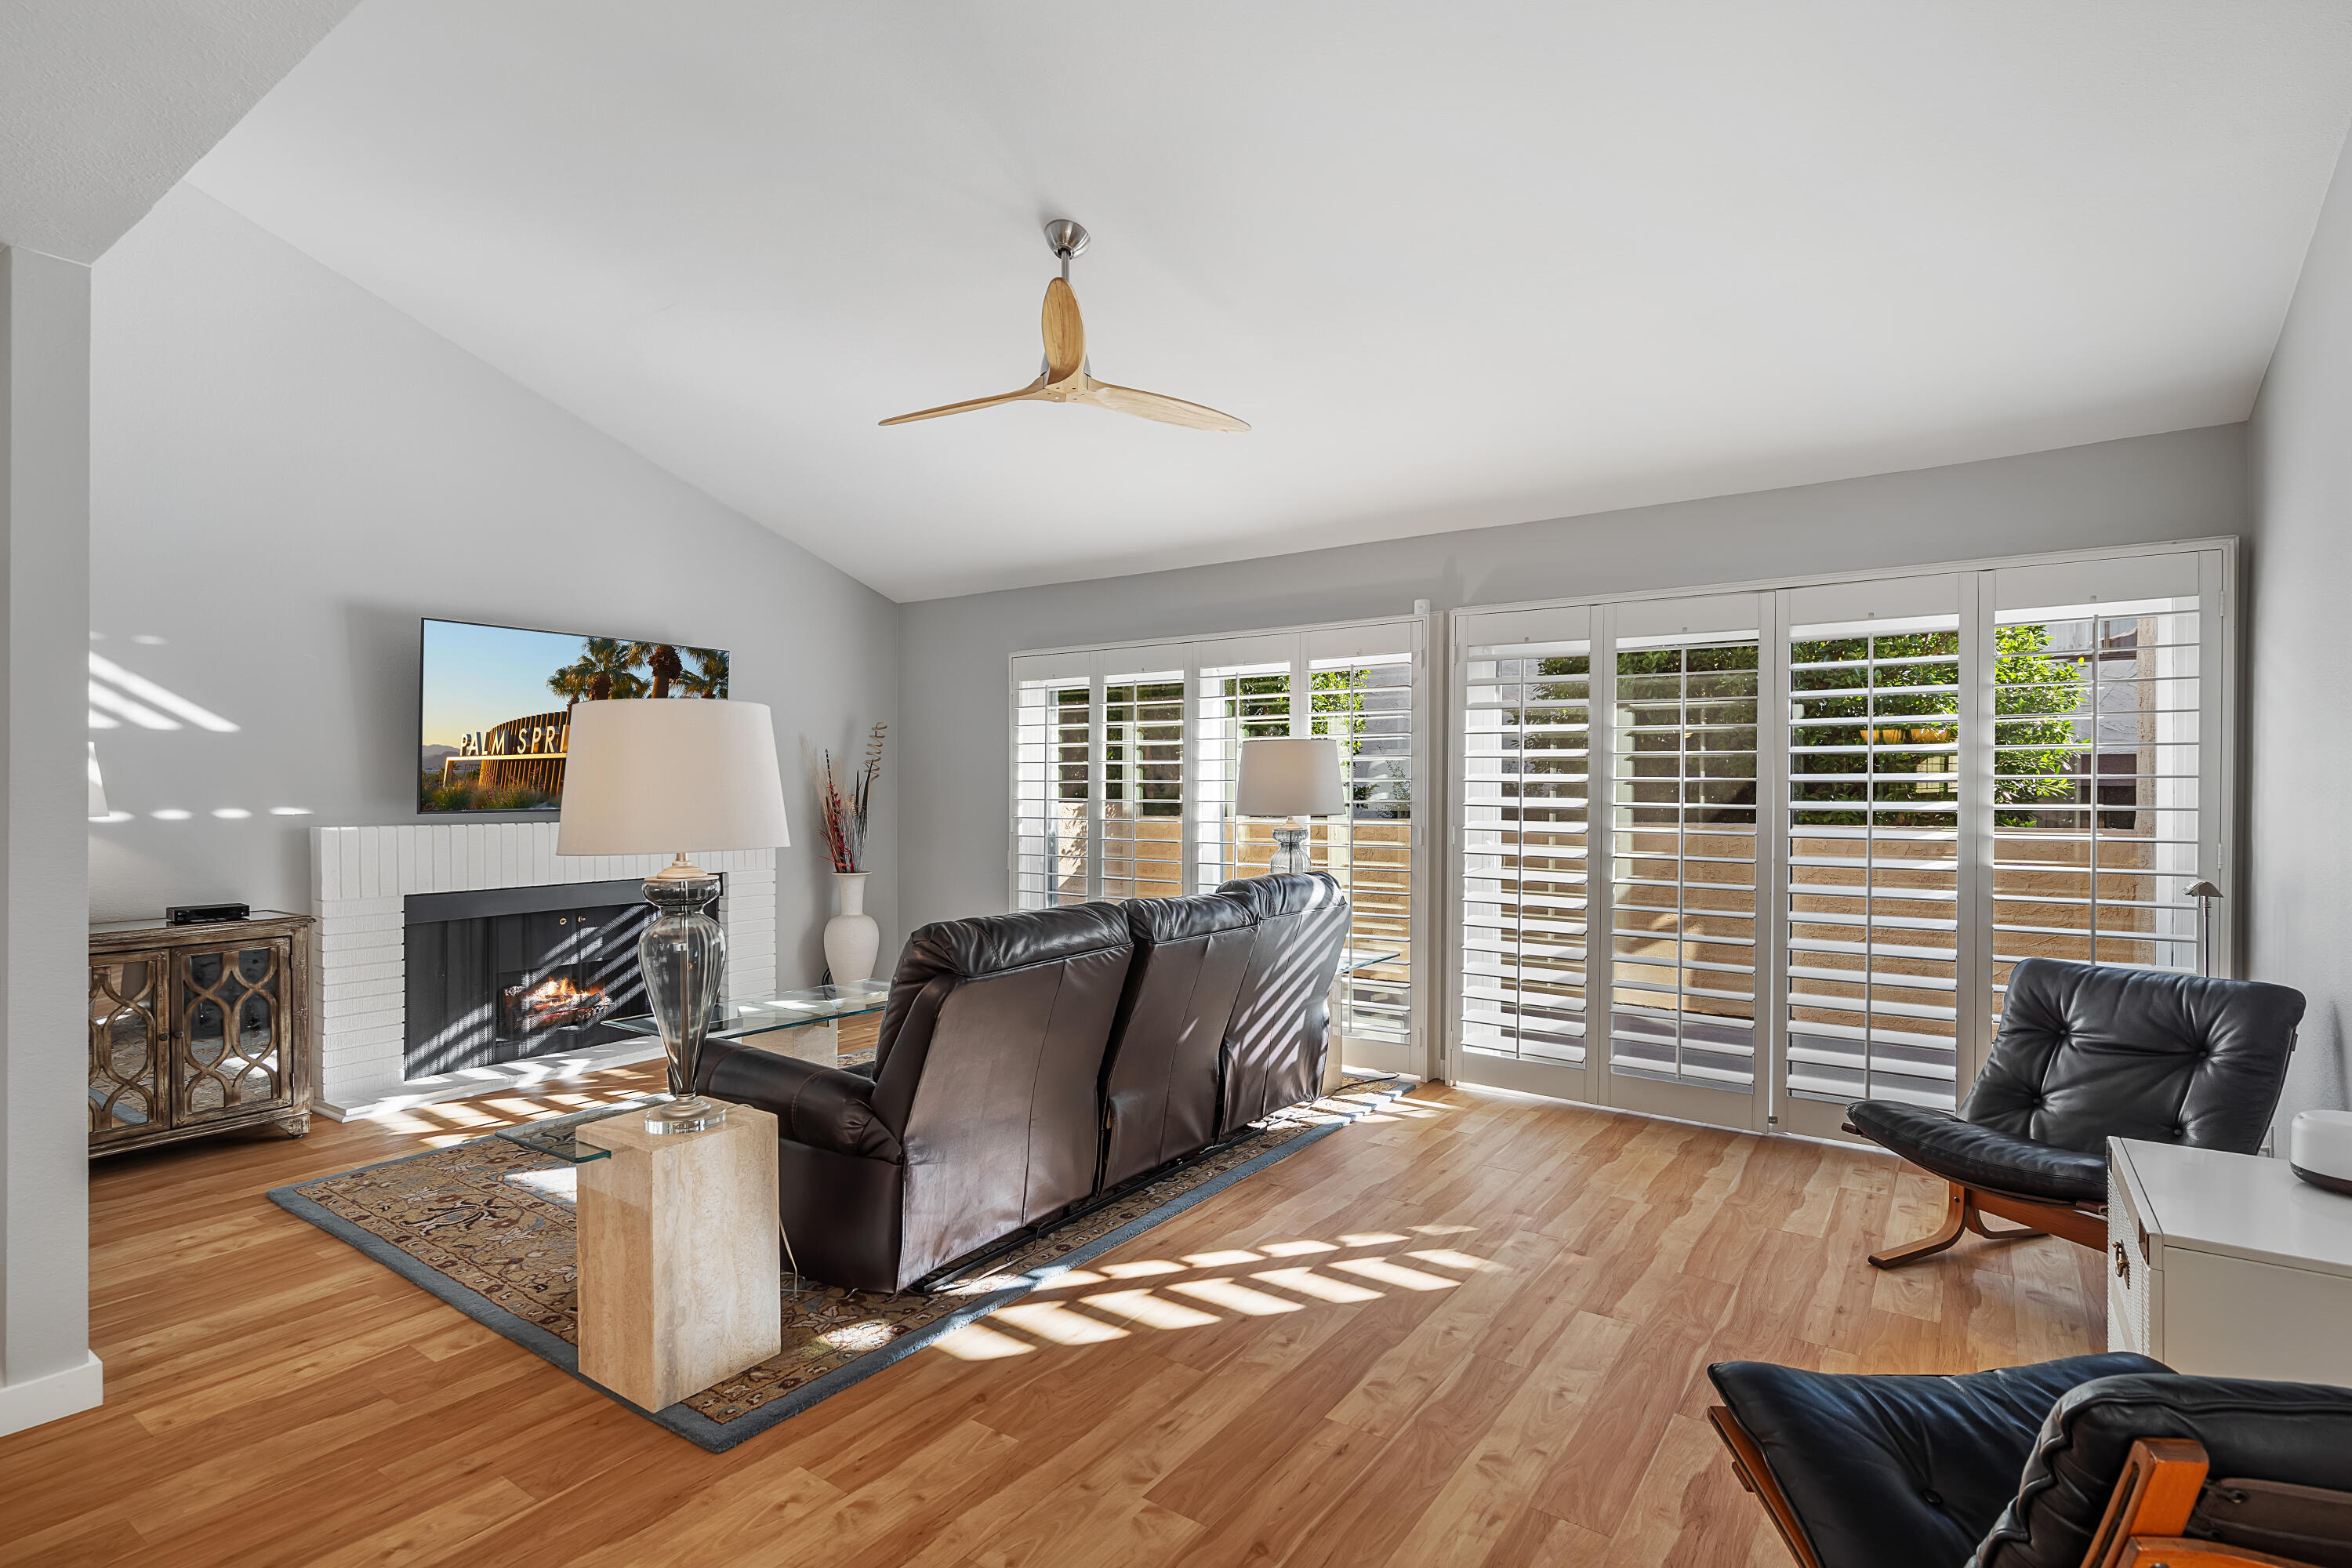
left=699, top=1039, right=904, bottom=1162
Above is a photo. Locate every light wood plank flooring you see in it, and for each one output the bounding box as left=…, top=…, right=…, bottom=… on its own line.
left=1, top=1039, right=2104, bottom=1566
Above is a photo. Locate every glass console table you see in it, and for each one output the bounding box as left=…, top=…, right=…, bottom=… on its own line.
left=603, top=980, right=892, bottom=1047
left=495, top=980, right=890, bottom=1163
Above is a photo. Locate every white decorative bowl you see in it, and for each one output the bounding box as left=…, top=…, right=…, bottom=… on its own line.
left=2289, top=1109, right=2352, bottom=1197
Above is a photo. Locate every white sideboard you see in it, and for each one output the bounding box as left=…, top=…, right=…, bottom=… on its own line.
left=2107, top=1136, right=2352, bottom=1385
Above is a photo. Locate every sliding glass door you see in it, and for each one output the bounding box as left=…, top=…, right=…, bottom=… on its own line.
left=1454, top=595, right=1776, bottom=1129
left=1451, top=545, right=2230, bottom=1140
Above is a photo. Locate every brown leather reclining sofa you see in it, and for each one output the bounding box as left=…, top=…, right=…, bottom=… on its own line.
left=696, top=871, right=1352, bottom=1294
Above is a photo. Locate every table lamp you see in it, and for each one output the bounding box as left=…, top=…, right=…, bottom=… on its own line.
left=1236, top=736, right=1345, bottom=875
left=557, top=699, right=790, bottom=1134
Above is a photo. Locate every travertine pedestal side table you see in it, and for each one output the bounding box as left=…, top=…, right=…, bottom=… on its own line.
left=576, top=1103, right=781, bottom=1410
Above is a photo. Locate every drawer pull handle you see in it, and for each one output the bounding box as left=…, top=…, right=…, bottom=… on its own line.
left=2114, top=1241, right=2131, bottom=1287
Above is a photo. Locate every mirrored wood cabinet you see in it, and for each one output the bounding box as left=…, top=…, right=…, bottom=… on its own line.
left=89, top=913, right=314, bottom=1156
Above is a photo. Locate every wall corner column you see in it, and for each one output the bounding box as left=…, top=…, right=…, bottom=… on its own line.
left=0, top=245, right=100, bottom=1438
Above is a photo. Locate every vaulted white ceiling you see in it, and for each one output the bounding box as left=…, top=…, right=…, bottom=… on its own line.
left=188, top=2, right=2352, bottom=601
left=2, top=0, right=359, bottom=261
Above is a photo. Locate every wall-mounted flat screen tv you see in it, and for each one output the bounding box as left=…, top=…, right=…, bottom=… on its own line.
left=419, top=619, right=731, bottom=814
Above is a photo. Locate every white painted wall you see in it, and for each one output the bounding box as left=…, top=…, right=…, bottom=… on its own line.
left=898, top=424, right=2245, bottom=928
left=89, top=187, right=898, bottom=981
left=0, top=246, right=100, bottom=1436
left=2248, top=127, right=2352, bottom=1142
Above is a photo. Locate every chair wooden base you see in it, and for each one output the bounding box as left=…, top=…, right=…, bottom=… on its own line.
left=1708, top=1412, right=2326, bottom=1568
left=1705, top=1405, right=1823, bottom=1568
left=1867, top=1178, right=2106, bottom=1269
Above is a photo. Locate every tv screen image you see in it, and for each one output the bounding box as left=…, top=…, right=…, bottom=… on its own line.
left=419, top=619, right=731, bottom=814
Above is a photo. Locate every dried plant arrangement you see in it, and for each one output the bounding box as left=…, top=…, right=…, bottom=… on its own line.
left=819, top=721, right=887, bottom=873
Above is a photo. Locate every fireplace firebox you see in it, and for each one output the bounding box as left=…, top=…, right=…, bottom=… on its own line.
left=402, top=877, right=724, bottom=1078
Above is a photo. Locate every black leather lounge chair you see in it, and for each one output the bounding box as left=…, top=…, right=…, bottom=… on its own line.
left=1708, top=1354, right=2352, bottom=1568
left=1847, top=958, right=2304, bottom=1268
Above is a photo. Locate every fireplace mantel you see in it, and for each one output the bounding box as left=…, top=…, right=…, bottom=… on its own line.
left=310, top=824, right=777, bottom=1119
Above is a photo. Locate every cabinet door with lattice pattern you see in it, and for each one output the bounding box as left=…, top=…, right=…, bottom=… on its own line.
left=91, top=953, right=169, bottom=1142
left=172, top=940, right=292, bottom=1123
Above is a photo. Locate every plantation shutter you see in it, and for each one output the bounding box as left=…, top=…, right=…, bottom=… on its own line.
left=1606, top=596, right=1765, bottom=1095
left=1459, top=616, right=1595, bottom=1067
left=1309, top=637, right=1417, bottom=1045
left=1013, top=671, right=1094, bottom=909
left=1196, top=659, right=1294, bottom=891
left=1783, top=575, right=1968, bottom=1112
left=1988, top=552, right=2216, bottom=1013
left=1102, top=671, right=1186, bottom=901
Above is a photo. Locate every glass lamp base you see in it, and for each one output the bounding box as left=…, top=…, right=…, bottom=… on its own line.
left=644, top=1095, right=727, bottom=1136
left=1269, top=824, right=1310, bottom=875
left=639, top=864, right=728, bottom=1137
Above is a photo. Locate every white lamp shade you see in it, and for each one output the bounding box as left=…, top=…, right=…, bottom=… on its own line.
left=1236, top=737, right=1346, bottom=818
left=87, top=743, right=109, bottom=820
left=555, top=699, right=790, bottom=856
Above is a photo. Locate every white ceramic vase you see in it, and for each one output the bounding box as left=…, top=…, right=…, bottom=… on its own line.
left=822, top=871, right=880, bottom=986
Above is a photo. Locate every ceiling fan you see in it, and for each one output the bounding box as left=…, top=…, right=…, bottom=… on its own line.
left=880, top=220, right=1249, bottom=433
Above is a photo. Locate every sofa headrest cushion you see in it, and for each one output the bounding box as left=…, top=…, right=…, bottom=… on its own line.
left=1214, top=870, right=1345, bottom=920
left=1124, top=891, right=1256, bottom=946
left=894, top=902, right=1132, bottom=984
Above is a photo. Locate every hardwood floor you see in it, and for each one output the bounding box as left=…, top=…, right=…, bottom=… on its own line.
left=2, top=1040, right=2105, bottom=1566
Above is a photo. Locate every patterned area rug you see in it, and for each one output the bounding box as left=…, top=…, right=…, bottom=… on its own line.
left=269, top=1074, right=1413, bottom=1451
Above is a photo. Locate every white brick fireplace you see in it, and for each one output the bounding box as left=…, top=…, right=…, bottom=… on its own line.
left=311, top=823, right=778, bottom=1119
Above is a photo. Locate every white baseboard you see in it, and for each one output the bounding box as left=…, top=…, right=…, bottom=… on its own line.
left=0, top=1351, right=103, bottom=1439
left=317, top=1040, right=668, bottom=1121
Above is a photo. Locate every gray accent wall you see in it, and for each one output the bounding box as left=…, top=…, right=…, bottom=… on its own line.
left=2249, top=126, right=2352, bottom=1141
left=900, top=423, right=2246, bottom=931
left=89, top=187, right=898, bottom=980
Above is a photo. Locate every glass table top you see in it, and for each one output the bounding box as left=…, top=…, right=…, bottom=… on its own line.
left=501, top=982, right=890, bottom=1163
left=493, top=1096, right=663, bottom=1164
left=1341, top=950, right=1402, bottom=973
left=600, top=979, right=892, bottom=1042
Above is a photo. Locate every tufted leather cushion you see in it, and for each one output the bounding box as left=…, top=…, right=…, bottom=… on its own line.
left=1971, top=1374, right=2352, bottom=1567
left=1963, top=959, right=2303, bottom=1157
left=1846, top=1102, right=2107, bottom=1203
left=1708, top=1353, right=2167, bottom=1568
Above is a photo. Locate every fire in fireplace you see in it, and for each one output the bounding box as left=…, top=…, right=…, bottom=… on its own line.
left=499, top=966, right=614, bottom=1037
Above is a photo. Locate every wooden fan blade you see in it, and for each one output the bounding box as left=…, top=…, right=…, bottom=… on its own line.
left=1085, top=379, right=1250, bottom=432
left=879, top=376, right=1047, bottom=426
left=1041, top=278, right=1086, bottom=382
